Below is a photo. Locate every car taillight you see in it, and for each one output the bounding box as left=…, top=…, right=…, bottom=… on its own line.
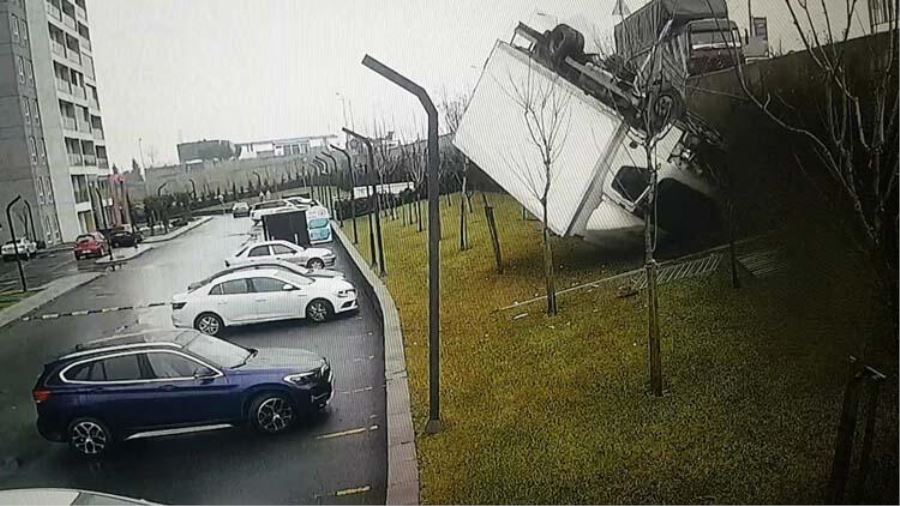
left=32, top=389, right=51, bottom=404
left=172, top=302, right=187, bottom=310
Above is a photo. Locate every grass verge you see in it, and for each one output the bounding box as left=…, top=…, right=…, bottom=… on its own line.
left=342, top=193, right=898, bottom=504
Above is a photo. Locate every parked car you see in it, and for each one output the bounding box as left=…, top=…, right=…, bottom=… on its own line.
left=250, top=200, right=295, bottom=222
left=0, top=488, right=156, bottom=505
left=171, top=267, right=358, bottom=334
left=225, top=240, right=335, bottom=269
left=284, top=196, right=314, bottom=209
left=2, top=238, right=38, bottom=261
left=32, top=329, right=333, bottom=456
left=109, top=228, right=143, bottom=248
left=232, top=201, right=251, bottom=218
left=73, top=233, right=109, bottom=260
left=187, top=259, right=344, bottom=292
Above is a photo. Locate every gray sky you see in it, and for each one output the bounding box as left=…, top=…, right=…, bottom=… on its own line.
left=88, top=0, right=628, bottom=170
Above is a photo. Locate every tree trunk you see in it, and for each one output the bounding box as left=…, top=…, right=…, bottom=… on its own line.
left=417, top=198, right=424, bottom=232
left=645, top=157, right=662, bottom=396
left=459, top=190, right=468, bottom=251
left=483, top=192, right=503, bottom=274
left=542, top=201, right=558, bottom=315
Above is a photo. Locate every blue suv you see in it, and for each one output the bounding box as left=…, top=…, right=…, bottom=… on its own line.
left=32, top=330, right=333, bottom=456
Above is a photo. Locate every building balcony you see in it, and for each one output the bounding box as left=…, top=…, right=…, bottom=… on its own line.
left=80, top=37, right=91, bottom=53
left=76, top=5, right=87, bottom=22
left=74, top=189, right=90, bottom=203
left=47, top=2, right=62, bottom=21
left=56, top=78, right=71, bottom=94
left=77, top=121, right=91, bottom=134
left=51, top=40, right=66, bottom=58
left=68, top=153, right=83, bottom=166
left=88, top=97, right=99, bottom=110
left=67, top=50, right=81, bottom=65
left=83, top=154, right=96, bottom=166
left=93, top=128, right=104, bottom=140
left=72, top=86, right=86, bottom=99
left=62, top=116, right=76, bottom=130
left=97, top=158, right=109, bottom=169
left=63, top=14, right=76, bottom=30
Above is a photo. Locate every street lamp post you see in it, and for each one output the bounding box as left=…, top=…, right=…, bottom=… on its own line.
left=313, top=159, right=328, bottom=207
left=6, top=196, right=27, bottom=291
left=342, top=128, right=385, bottom=277
left=94, top=187, right=114, bottom=262
left=314, top=156, right=332, bottom=212
left=156, top=181, right=168, bottom=196
left=321, top=152, right=340, bottom=225
left=331, top=144, right=359, bottom=244
left=361, top=54, right=441, bottom=433
left=22, top=199, right=36, bottom=243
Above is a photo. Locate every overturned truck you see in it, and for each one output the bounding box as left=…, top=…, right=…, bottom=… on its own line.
left=453, top=8, right=730, bottom=246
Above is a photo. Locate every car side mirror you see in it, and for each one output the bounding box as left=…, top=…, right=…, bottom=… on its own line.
left=194, top=368, right=216, bottom=380
left=282, top=284, right=296, bottom=291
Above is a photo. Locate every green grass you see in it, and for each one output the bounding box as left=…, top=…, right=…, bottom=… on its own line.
left=342, top=194, right=898, bottom=504
left=0, top=290, right=35, bottom=311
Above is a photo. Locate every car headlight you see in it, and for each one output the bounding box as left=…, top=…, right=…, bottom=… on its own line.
left=336, top=289, right=355, bottom=298
left=284, top=371, right=316, bottom=386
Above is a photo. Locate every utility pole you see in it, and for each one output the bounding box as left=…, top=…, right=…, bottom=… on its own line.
left=321, top=152, right=341, bottom=225
left=361, top=54, right=441, bottom=433
left=6, top=196, right=27, bottom=291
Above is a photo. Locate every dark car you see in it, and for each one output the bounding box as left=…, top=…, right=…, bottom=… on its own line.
left=33, top=330, right=333, bottom=456
left=109, top=229, right=143, bottom=248
left=73, top=233, right=109, bottom=260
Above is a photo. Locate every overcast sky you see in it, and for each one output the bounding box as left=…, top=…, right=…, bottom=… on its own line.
left=87, top=0, right=635, bottom=170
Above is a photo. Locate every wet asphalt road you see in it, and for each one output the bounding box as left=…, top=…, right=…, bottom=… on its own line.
left=0, top=216, right=387, bottom=505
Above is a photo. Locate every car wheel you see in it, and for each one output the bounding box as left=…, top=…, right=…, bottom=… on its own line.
left=67, top=417, right=112, bottom=457
left=307, top=258, right=325, bottom=270
left=194, top=312, right=224, bottom=336
left=250, top=393, right=295, bottom=435
left=305, top=299, right=333, bottom=323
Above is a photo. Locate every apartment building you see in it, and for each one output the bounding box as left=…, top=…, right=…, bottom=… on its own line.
left=0, top=0, right=112, bottom=245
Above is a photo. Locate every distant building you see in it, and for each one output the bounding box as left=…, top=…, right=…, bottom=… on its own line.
left=0, top=0, right=113, bottom=243
left=176, top=139, right=238, bottom=164
left=237, top=135, right=336, bottom=159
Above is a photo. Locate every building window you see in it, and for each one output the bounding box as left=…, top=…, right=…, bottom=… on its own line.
left=32, top=99, right=40, bottom=125
left=38, top=138, right=46, bottom=164
left=16, top=56, right=25, bottom=84
left=21, top=97, right=30, bottom=125
left=26, top=60, right=34, bottom=87
left=37, top=178, right=44, bottom=204
left=9, top=13, right=19, bottom=44
left=870, top=0, right=896, bottom=25
left=28, top=137, right=37, bottom=164
left=19, top=17, right=27, bottom=46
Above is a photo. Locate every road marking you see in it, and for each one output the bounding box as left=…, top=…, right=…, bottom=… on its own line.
left=352, top=355, right=375, bottom=363
left=70, top=310, right=89, bottom=316
left=315, top=425, right=378, bottom=440
left=335, top=485, right=371, bottom=497
left=41, top=313, right=59, bottom=320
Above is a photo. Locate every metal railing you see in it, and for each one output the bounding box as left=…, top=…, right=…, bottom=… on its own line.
left=80, top=37, right=91, bottom=52
left=67, top=50, right=81, bottom=65
left=76, top=5, right=87, bottom=21
left=83, top=154, right=96, bottom=166
left=47, top=3, right=61, bottom=20
left=77, top=121, right=91, bottom=133
left=72, top=86, right=86, bottom=99
left=61, top=116, right=76, bottom=130
left=93, top=128, right=104, bottom=140
left=68, top=153, right=83, bottom=166
left=97, top=158, right=109, bottom=169
left=88, top=97, right=99, bottom=110
left=63, top=14, right=76, bottom=29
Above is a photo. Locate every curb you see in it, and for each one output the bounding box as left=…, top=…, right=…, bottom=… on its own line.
left=142, top=216, right=214, bottom=243
left=331, top=222, right=420, bottom=505
left=0, top=272, right=102, bottom=329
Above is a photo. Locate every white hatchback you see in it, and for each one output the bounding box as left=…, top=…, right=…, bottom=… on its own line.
left=171, top=268, right=358, bottom=335
left=225, top=240, right=336, bottom=269
left=2, top=238, right=38, bottom=261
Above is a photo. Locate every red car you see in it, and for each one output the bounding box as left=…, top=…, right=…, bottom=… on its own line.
left=73, top=233, right=109, bottom=260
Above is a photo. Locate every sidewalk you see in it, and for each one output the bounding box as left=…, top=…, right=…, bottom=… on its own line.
left=94, top=243, right=156, bottom=266
left=0, top=272, right=101, bottom=329
left=142, top=216, right=213, bottom=244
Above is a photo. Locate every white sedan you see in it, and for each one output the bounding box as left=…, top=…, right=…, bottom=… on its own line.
left=225, top=240, right=336, bottom=269
left=2, top=238, right=38, bottom=261
left=171, top=268, right=358, bottom=335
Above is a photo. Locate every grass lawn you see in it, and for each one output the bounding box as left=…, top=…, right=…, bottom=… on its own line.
left=342, top=193, right=898, bottom=504
left=0, top=290, right=36, bottom=311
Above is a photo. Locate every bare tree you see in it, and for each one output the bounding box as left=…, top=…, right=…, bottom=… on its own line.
left=500, top=57, right=573, bottom=316
left=441, top=90, right=475, bottom=250
left=725, top=0, right=899, bottom=333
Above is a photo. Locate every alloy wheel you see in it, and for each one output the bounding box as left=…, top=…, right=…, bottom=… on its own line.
left=309, top=259, right=325, bottom=270
left=308, top=301, right=328, bottom=322
left=197, top=315, right=221, bottom=335
left=256, top=397, right=294, bottom=433
left=70, top=420, right=108, bottom=455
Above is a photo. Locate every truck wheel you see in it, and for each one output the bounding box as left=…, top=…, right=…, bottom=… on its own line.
left=547, top=24, right=584, bottom=70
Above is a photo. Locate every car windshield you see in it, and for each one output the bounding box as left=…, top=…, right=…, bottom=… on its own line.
left=184, top=333, right=251, bottom=368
